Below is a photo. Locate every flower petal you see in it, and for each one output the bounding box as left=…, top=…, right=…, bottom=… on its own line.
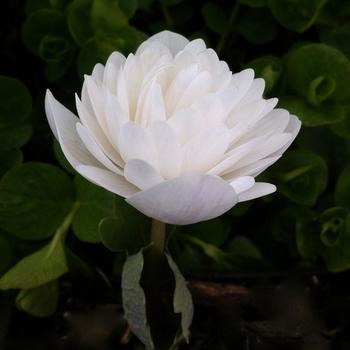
left=238, top=182, right=276, bottom=202
left=126, top=174, right=238, bottom=225
left=230, top=176, right=255, bottom=194
left=124, top=159, right=164, bottom=190
left=76, top=165, right=138, bottom=197
left=45, top=90, right=100, bottom=169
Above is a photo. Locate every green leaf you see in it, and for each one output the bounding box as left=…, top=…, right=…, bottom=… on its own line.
left=296, top=219, right=322, bottom=258
left=320, top=24, right=350, bottom=59
left=72, top=176, right=114, bottom=243
left=237, top=8, right=277, bottom=45
left=122, top=248, right=154, bottom=350
left=16, top=280, right=59, bottom=317
left=0, top=124, right=32, bottom=152
left=0, top=76, right=32, bottom=127
left=226, top=236, right=262, bottom=260
left=186, top=218, right=230, bottom=247
left=268, top=0, right=327, bottom=33
left=165, top=254, right=193, bottom=345
left=0, top=239, right=68, bottom=289
left=239, top=0, right=267, bottom=7
left=0, top=149, right=23, bottom=178
left=329, top=106, right=350, bottom=139
left=0, top=163, right=75, bottom=240
left=99, top=197, right=149, bottom=253
left=320, top=207, right=349, bottom=247
left=0, top=234, right=13, bottom=276
left=201, top=3, right=227, bottom=35
left=91, top=0, right=128, bottom=33
left=269, top=149, right=328, bottom=206
left=22, top=9, right=69, bottom=56
left=67, top=0, right=94, bottom=46
left=279, top=95, right=345, bottom=127
left=247, top=55, right=283, bottom=93
left=335, top=165, right=350, bottom=208
left=119, top=0, right=138, bottom=18
left=285, top=44, right=350, bottom=105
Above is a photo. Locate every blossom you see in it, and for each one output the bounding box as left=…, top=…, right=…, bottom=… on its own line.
left=45, top=31, right=301, bottom=225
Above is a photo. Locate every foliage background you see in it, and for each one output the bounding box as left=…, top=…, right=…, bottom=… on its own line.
left=1, top=0, right=350, bottom=320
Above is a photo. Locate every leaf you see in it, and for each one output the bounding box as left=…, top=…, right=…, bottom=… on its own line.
left=239, top=0, right=267, bottom=8
left=226, top=236, right=262, bottom=260
left=0, top=234, right=13, bottom=276
left=335, top=165, right=350, bottom=208
left=72, top=176, right=114, bottom=243
left=269, top=149, right=328, bottom=206
left=165, top=254, right=193, bottom=345
left=0, top=239, right=68, bottom=289
left=237, top=8, right=277, bottom=45
left=186, top=218, right=230, bottom=247
left=67, top=0, right=94, bottom=46
left=122, top=249, right=154, bottom=350
left=0, top=162, right=75, bottom=240
left=22, top=9, right=69, bottom=56
left=329, top=107, right=350, bottom=139
left=90, top=0, right=128, bottom=33
left=201, top=3, right=227, bottom=35
left=99, top=197, right=149, bottom=253
left=16, top=280, right=59, bottom=317
left=296, top=219, right=322, bottom=259
left=247, top=55, right=283, bottom=93
left=119, top=0, right=138, bottom=18
left=279, top=95, right=345, bottom=127
left=320, top=23, right=350, bottom=59
left=268, top=0, right=327, bottom=33
left=285, top=44, right=350, bottom=105
left=0, top=76, right=32, bottom=127
left=320, top=207, right=349, bottom=247
left=0, top=149, right=23, bottom=178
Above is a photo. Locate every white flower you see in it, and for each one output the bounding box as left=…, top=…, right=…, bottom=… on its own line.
left=45, top=31, right=301, bottom=225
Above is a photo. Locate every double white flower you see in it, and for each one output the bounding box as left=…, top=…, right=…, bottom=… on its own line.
left=45, top=31, right=301, bottom=225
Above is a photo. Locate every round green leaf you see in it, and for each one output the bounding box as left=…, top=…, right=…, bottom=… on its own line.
left=268, top=0, right=327, bottom=33
left=329, top=106, right=350, bottom=139
left=285, top=44, right=350, bottom=105
left=201, top=2, right=227, bottom=35
left=0, top=149, right=23, bottom=178
left=72, top=176, right=114, bottom=243
left=247, top=55, right=283, bottom=93
left=0, top=162, right=75, bottom=240
left=320, top=207, right=349, bottom=247
left=0, top=234, right=13, bottom=276
left=320, top=23, right=350, bottom=59
left=0, top=76, right=32, bottom=127
left=269, top=149, right=328, bottom=206
left=279, top=95, right=345, bottom=127
left=335, top=165, right=350, bottom=208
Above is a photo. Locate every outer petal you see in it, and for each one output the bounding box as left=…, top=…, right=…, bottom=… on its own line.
left=140, top=30, right=189, bottom=56
left=76, top=165, right=138, bottom=197
left=45, top=90, right=101, bottom=169
left=126, top=174, right=238, bottom=225
left=238, top=182, right=276, bottom=202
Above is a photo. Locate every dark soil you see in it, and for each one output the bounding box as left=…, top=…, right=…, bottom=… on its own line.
left=2, top=271, right=350, bottom=350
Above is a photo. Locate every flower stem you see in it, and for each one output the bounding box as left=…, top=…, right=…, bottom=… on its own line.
left=216, top=1, right=240, bottom=55
left=150, top=219, right=166, bottom=256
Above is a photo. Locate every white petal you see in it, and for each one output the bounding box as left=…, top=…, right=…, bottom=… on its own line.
left=76, top=123, right=122, bottom=174
left=238, top=78, right=265, bottom=106
left=238, top=182, right=276, bottom=202
left=183, top=38, right=207, bottom=54
left=45, top=90, right=100, bottom=169
left=230, top=176, right=255, bottom=194
left=75, top=94, right=124, bottom=167
left=103, top=52, right=126, bottom=93
left=124, top=159, right=164, bottom=190
left=91, top=63, right=104, bottom=81
left=76, top=165, right=138, bottom=197
left=182, top=126, right=230, bottom=173
left=141, top=30, right=189, bottom=56
left=150, top=121, right=182, bottom=178
left=117, top=122, right=159, bottom=170
left=126, top=174, right=238, bottom=225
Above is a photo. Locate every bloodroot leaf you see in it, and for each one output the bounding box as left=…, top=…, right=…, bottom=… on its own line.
left=16, top=280, right=59, bottom=318
left=122, top=249, right=155, bottom=350
left=165, top=253, right=193, bottom=345
left=335, top=165, right=350, bottom=208
left=0, top=163, right=75, bottom=240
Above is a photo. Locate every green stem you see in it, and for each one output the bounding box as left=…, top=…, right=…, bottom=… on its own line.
left=216, top=1, right=240, bottom=55
left=151, top=219, right=166, bottom=256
